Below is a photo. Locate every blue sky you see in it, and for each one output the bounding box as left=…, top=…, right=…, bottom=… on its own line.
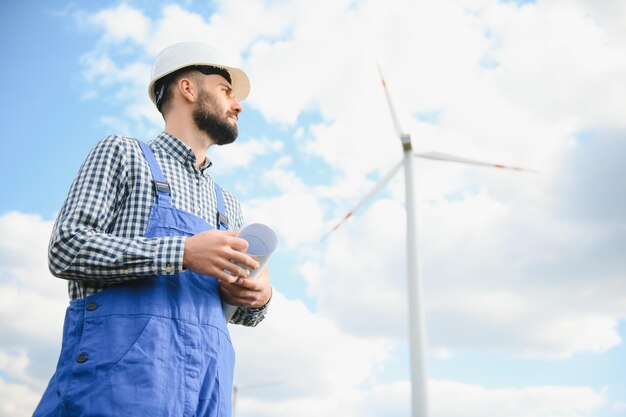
left=1, top=1, right=626, bottom=416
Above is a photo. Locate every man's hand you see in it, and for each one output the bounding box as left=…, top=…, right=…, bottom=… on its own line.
left=219, top=267, right=272, bottom=308
left=183, top=229, right=260, bottom=282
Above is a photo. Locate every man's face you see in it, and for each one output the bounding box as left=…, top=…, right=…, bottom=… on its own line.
left=192, top=75, right=242, bottom=146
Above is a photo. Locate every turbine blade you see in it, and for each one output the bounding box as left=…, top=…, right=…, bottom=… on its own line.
left=321, top=160, right=403, bottom=241
left=377, top=64, right=404, bottom=138
left=237, top=380, right=286, bottom=391
left=414, top=151, right=539, bottom=173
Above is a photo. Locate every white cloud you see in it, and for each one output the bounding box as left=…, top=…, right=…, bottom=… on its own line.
left=0, top=284, right=66, bottom=348
left=307, top=174, right=626, bottom=357
left=0, top=212, right=64, bottom=296
left=0, top=378, right=42, bottom=417
left=231, top=292, right=391, bottom=396
left=241, top=166, right=326, bottom=249
left=76, top=0, right=626, bottom=144
left=301, top=198, right=408, bottom=339
left=486, top=1, right=626, bottom=129
left=231, top=375, right=607, bottom=417
left=208, top=137, right=284, bottom=174
left=350, top=379, right=607, bottom=417
left=88, top=3, right=150, bottom=44
left=0, top=212, right=67, bottom=416
left=230, top=292, right=608, bottom=417
left=0, top=351, right=39, bottom=389
left=148, top=2, right=290, bottom=58
left=430, top=379, right=606, bottom=417
left=528, top=315, right=620, bottom=357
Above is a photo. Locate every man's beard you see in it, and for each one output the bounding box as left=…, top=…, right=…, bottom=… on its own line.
left=192, top=90, right=238, bottom=146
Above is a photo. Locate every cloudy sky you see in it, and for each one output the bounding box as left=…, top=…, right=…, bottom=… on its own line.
left=1, top=0, right=626, bottom=416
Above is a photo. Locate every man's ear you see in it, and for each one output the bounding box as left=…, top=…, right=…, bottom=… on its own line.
left=176, top=77, right=197, bottom=104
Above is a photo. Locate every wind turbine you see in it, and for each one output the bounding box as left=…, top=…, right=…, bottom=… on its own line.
left=323, top=66, right=536, bottom=417
left=232, top=380, right=285, bottom=417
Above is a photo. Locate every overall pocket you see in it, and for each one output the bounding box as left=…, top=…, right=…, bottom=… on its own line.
left=62, top=314, right=172, bottom=417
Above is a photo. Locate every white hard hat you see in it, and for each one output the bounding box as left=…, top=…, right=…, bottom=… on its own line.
left=148, top=42, right=250, bottom=106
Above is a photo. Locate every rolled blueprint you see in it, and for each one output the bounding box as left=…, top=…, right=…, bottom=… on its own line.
left=222, top=223, right=278, bottom=322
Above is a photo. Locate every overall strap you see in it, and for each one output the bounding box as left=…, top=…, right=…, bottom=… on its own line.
left=214, top=182, right=229, bottom=230
left=137, top=140, right=172, bottom=207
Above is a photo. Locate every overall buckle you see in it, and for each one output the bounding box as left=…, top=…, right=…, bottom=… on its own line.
left=217, top=212, right=229, bottom=229
left=154, top=181, right=171, bottom=194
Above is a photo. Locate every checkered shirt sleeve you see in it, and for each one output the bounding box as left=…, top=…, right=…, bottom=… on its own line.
left=48, top=133, right=267, bottom=327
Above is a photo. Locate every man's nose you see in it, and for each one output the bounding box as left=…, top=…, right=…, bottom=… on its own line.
left=232, top=98, right=243, bottom=114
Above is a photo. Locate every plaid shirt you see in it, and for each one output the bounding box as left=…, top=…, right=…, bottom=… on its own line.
left=49, top=132, right=267, bottom=327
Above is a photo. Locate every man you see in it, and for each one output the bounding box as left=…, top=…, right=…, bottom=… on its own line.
left=33, top=42, right=272, bottom=417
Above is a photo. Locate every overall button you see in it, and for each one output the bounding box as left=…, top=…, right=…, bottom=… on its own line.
left=86, top=302, right=98, bottom=311
left=76, top=353, right=88, bottom=363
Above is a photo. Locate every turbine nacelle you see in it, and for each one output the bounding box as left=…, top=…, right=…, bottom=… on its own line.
left=401, top=133, right=412, bottom=151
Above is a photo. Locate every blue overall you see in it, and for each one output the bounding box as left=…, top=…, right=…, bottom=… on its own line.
left=34, top=141, right=235, bottom=417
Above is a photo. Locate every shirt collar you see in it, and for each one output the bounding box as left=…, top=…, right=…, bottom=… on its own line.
left=154, top=131, right=213, bottom=173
